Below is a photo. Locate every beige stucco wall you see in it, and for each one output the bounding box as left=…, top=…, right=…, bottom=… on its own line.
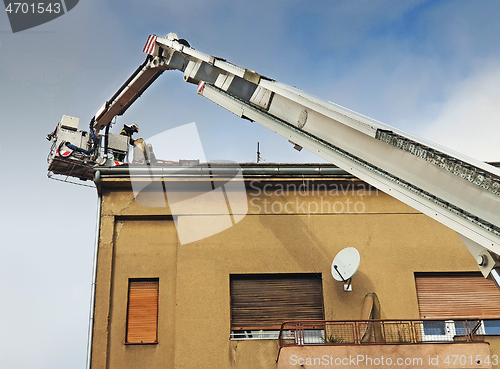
left=91, top=176, right=496, bottom=369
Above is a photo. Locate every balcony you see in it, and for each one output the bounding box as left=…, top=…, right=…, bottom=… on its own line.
left=277, top=320, right=492, bottom=369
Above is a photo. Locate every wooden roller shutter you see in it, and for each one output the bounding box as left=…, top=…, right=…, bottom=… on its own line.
left=415, top=272, right=500, bottom=319
left=126, top=279, right=159, bottom=344
left=230, top=274, right=324, bottom=331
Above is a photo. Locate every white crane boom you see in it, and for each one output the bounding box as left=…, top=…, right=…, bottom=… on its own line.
left=47, top=33, right=500, bottom=284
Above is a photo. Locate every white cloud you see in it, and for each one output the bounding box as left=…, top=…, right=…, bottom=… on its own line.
left=419, top=62, right=500, bottom=162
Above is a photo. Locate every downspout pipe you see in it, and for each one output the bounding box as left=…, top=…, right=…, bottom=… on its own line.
left=86, top=186, right=102, bottom=369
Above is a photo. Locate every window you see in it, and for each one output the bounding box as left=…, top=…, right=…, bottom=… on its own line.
left=415, top=272, right=500, bottom=340
left=230, top=273, right=324, bottom=339
left=483, top=319, right=500, bottom=335
left=421, top=320, right=485, bottom=341
left=126, top=279, right=159, bottom=344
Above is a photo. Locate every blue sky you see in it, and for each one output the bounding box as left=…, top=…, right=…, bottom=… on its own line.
left=1, top=1, right=500, bottom=368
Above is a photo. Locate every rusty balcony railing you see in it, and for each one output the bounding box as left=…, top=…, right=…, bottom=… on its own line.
left=278, top=319, right=485, bottom=347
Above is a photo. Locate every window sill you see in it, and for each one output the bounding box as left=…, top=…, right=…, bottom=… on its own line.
left=125, top=341, right=158, bottom=345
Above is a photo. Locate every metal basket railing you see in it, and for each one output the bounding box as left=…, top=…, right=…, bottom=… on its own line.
left=278, top=319, right=484, bottom=347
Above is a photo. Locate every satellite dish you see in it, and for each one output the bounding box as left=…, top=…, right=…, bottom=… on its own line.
left=331, top=247, right=360, bottom=282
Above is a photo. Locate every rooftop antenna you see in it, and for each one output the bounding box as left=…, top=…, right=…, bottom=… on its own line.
left=331, top=247, right=360, bottom=292
left=257, top=142, right=261, bottom=163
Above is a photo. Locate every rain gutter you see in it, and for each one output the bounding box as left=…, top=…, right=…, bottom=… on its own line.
left=93, top=165, right=352, bottom=180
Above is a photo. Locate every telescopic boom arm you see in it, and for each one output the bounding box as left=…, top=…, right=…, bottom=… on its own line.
left=84, top=33, right=500, bottom=284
